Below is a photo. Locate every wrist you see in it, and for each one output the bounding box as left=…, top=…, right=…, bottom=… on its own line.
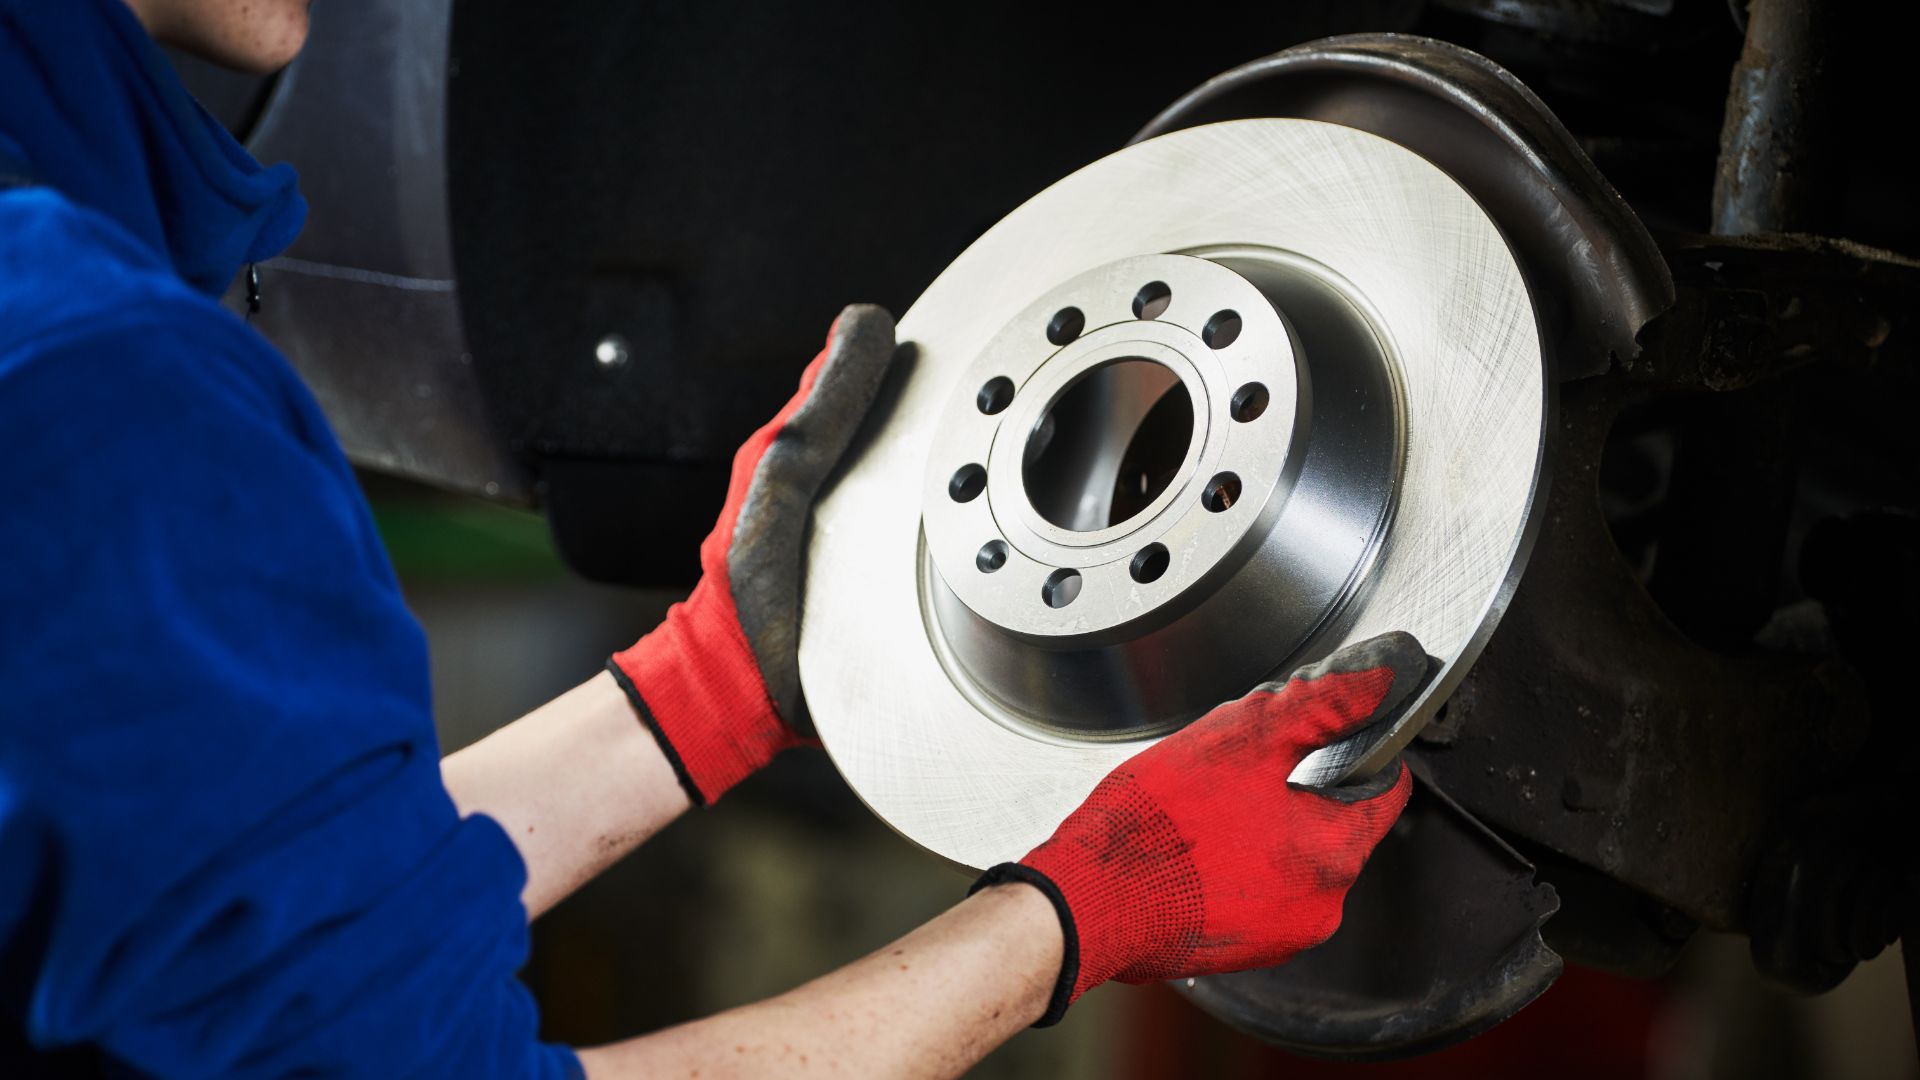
left=607, top=582, right=797, bottom=806
left=969, top=864, right=1080, bottom=1027
left=966, top=877, right=1069, bottom=1027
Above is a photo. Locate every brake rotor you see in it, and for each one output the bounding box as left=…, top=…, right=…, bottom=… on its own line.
left=800, top=117, right=1546, bottom=871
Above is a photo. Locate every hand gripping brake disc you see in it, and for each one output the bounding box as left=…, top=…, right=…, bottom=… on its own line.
left=799, top=115, right=1549, bottom=1032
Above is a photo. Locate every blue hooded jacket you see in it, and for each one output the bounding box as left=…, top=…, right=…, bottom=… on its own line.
left=0, top=2, right=579, bottom=1076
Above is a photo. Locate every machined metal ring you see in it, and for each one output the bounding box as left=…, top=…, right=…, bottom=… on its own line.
left=922, top=252, right=1400, bottom=739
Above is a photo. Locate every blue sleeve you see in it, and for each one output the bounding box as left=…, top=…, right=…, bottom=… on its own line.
left=0, top=308, right=582, bottom=1079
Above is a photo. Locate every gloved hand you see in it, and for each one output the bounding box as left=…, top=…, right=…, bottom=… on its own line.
left=608, top=305, right=896, bottom=806
left=977, top=632, right=1429, bottom=1026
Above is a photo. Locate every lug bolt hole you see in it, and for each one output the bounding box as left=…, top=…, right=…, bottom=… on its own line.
left=1203, top=310, right=1242, bottom=349
left=1130, top=543, right=1170, bottom=584
left=949, top=463, right=987, bottom=503
left=1132, top=281, right=1172, bottom=320
left=1042, top=568, right=1083, bottom=608
left=1202, top=472, right=1242, bottom=513
left=977, top=376, right=1015, bottom=415
left=976, top=540, right=1009, bottom=573
left=1230, top=382, right=1269, bottom=423
left=1046, top=307, right=1086, bottom=346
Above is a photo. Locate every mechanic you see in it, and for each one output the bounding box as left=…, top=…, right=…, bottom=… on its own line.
left=0, top=0, right=1419, bottom=1076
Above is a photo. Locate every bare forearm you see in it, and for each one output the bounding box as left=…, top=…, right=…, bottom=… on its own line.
left=577, top=883, right=1063, bottom=1080
left=440, top=664, right=1067, bottom=1077
left=440, top=670, right=690, bottom=918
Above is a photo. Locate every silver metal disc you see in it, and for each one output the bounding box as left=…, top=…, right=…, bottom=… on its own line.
left=800, top=119, right=1546, bottom=871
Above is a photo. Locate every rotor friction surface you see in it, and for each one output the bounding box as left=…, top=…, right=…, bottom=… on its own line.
left=800, top=119, right=1545, bottom=871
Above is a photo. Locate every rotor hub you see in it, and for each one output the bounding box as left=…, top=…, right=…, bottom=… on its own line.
left=921, top=251, right=1400, bottom=739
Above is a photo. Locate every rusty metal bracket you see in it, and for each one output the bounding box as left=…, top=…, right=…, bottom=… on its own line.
left=1424, top=229, right=1912, bottom=943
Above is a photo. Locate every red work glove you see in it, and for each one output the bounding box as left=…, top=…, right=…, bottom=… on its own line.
left=608, top=305, right=896, bottom=806
left=977, top=632, right=1428, bottom=1026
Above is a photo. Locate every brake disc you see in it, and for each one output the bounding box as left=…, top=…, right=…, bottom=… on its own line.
left=800, top=118, right=1546, bottom=871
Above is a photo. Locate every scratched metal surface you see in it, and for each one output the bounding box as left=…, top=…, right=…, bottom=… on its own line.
left=799, top=119, right=1546, bottom=871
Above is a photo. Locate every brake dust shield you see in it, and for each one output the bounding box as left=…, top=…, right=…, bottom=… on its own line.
left=802, top=115, right=1544, bottom=858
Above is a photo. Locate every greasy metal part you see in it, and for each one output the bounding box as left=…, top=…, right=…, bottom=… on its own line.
left=1417, top=232, right=1908, bottom=932
left=1746, top=792, right=1908, bottom=994
left=801, top=117, right=1545, bottom=871
left=1417, top=372, right=1861, bottom=929
left=1520, top=839, right=1697, bottom=979
left=1712, top=0, right=1834, bottom=236
left=1134, top=33, right=1672, bottom=383
left=1639, top=232, right=1918, bottom=389
left=922, top=254, right=1398, bottom=738
left=219, top=0, right=531, bottom=502
left=1180, top=764, right=1562, bottom=1061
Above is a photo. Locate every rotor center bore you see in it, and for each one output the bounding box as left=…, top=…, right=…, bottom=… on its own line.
left=918, top=251, right=1402, bottom=740
left=1022, top=358, right=1197, bottom=533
